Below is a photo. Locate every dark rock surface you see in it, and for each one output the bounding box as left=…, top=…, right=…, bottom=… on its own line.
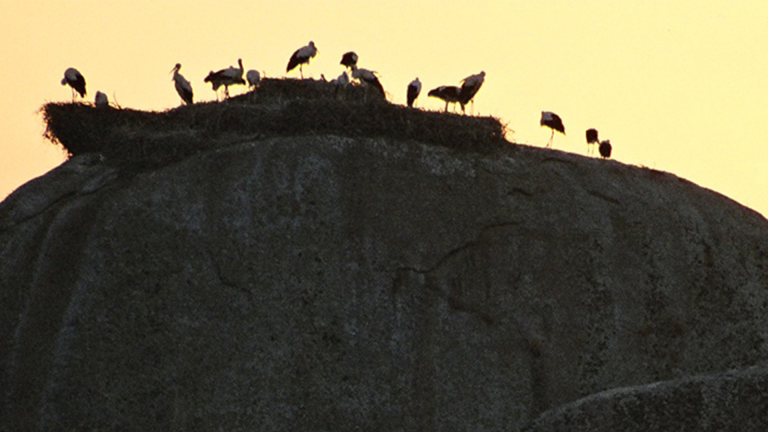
left=524, top=364, right=768, bottom=431
left=2, top=135, right=768, bottom=431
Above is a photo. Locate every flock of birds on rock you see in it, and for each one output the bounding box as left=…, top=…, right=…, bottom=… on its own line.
left=60, top=41, right=613, bottom=159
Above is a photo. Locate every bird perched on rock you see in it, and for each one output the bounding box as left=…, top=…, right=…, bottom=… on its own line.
left=586, top=128, right=599, bottom=156
left=340, top=51, right=358, bottom=70
left=599, top=140, right=612, bottom=159
left=171, top=63, right=194, bottom=105
left=204, top=58, right=245, bottom=98
left=287, top=41, right=318, bottom=78
left=351, top=65, right=385, bottom=98
left=458, top=71, right=485, bottom=114
left=540, top=111, right=565, bottom=147
left=331, top=71, right=350, bottom=98
left=407, top=78, right=421, bottom=108
left=94, top=91, right=108, bottom=108
left=61, top=67, right=86, bottom=101
left=246, top=69, right=261, bottom=89
left=332, top=70, right=350, bottom=86
left=428, top=85, right=462, bottom=112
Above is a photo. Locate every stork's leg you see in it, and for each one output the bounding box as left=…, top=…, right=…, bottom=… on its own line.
left=300, top=65, right=304, bottom=79
left=70, top=88, right=76, bottom=103
left=546, top=130, right=554, bottom=148
left=444, top=101, right=448, bottom=112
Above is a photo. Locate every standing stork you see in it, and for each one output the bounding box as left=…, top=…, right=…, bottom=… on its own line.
left=586, top=128, right=599, bottom=156
left=204, top=58, right=245, bottom=98
left=61, top=67, right=86, bottom=101
left=340, top=51, right=358, bottom=70
left=246, top=69, right=261, bottom=89
left=171, top=63, right=194, bottom=105
left=94, top=91, right=108, bottom=108
left=458, top=71, right=485, bottom=114
left=407, top=77, right=421, bottom=108
left=286, top=41, right=318, bottom=79
left=351, top=65, right=385, bottom=98
left=428, top=85, right=462, bottom=112
left=599, top=140, right=612, bottom=159
left=540, top=111, right=565, bottom=148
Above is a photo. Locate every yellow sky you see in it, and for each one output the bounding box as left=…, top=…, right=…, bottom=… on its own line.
left=1, top=1, right=767, bottom=216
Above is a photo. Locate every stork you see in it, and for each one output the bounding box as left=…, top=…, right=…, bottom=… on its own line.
left=329, top=71, right=349, bottom=98
left=340, top=51, right=358, bottom=70
left=407, top=77, right=421, bottom=108
left=204, top=58, right=245, bottom=98
left=427, top=86, right=462, bottom=112
left=586, top=128, right=599, bottom=156
left=286, top=41, right=318, bottom=79
left=351, top=65, right=385, bottom=98
left=599, top=140, right=612, bottom=159
left=331, top=70, right=350, bottom=86
left=458, top=71, right=485, bottom=114
left=94, top=91, right=108, bottom=108
left=61, top=67, right=86, bottom=101
left=171, top=63, right=194, bottom=105
left=246, top=69, right=261, bottom=89
left=540, top=111, right=565, bottom=147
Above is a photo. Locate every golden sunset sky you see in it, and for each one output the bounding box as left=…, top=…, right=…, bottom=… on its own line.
left=1, top=1, right=767, bottom=216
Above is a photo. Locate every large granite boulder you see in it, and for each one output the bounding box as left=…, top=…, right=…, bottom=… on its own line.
left=2, top=132, right=768, bottom=431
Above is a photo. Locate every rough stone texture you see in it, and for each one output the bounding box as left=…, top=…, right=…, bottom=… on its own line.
left=1, top=135, right=768, bottom=431
left=524, top=365, right=768, bottom=431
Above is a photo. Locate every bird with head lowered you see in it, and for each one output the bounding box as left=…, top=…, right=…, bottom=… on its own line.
left=540, top=111, right=565, bottom=148
left=61, top=67, right=86, bottom=101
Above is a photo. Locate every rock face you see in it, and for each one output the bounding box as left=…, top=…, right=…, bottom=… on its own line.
left=2, top=135, right=768, bottom=431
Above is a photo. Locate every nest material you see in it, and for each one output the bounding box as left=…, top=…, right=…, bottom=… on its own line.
left=42, top=78, right=509, bottom=170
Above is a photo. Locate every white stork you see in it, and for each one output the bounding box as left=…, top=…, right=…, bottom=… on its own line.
left=61, top=67, right=86, bottom=101
left=331, top=71, right=350, bottom=98
left=171, top=63, right=194, bottom=105
left=599, top=140, right=612, bottom=159
left=428, top=85, right=462, bottom=112
left=458, top=71, right=485, bottom=114
left=286, top=41, right=318, bottom=79
left=340, top=51, right=358, bottom=70
left=540, top=111, right=565, bottom=147
left=204, top=58, right=245, bottom=99
left=331, top=70, right=350, bottom=86
left=407, top=77, right=421, bottom=108
left=586, top=128, right=599, bottom=156
left=94, top=91, right=108, bottom=108
left=351, top=65, right=385, bottom=98
left=246, top=69, right=261, bottom=89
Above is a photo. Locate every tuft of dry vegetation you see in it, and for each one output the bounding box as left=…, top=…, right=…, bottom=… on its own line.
left=42, top=78, right=510, bottom=170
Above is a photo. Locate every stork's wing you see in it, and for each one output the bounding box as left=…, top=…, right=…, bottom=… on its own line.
left=286, top=50, right=302, bottom=72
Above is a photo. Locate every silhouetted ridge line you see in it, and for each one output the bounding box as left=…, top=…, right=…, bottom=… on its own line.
left=41, top=78, right=508, bottom=170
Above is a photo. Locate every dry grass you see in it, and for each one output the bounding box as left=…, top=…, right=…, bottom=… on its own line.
left=42, top=78, right=510, bottom=170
